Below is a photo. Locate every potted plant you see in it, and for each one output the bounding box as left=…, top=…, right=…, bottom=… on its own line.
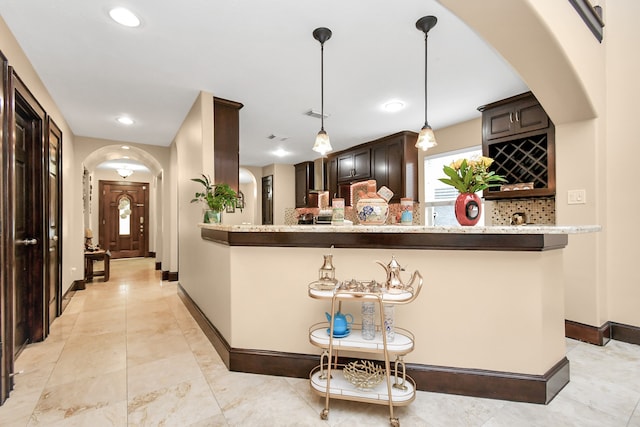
left=190, top=174, right=238, bottom=223
left=438, top=156, right=506, bottom=226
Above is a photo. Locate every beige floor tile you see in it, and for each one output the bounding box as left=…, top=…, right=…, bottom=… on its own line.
left=29, top=369, right=126, bottom=425
left=127, top=351, right=205, bottom=398
left=127, top=376, right=221, bottom=426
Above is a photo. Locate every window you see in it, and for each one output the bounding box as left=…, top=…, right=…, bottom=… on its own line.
left=118, top=197, right=132, bottom=236
left=424, top=147, right=484, bottom=226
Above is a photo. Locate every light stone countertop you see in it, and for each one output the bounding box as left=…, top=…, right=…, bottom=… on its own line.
left=199, top=223, right=601, bottom=235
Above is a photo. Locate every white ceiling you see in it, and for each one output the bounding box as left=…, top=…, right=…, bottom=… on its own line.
left=0, top=0, right=528, bottom=167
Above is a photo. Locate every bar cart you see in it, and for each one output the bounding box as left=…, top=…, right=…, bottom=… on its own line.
left=308, top=273, right=423, bottom=427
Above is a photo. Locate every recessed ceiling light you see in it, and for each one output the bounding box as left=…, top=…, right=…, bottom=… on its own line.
left=273, top=148, right=289, bottom=157
left=116, top=116, right=134, bottom=125
left=383, top=100, right=405, bottom=113
left=121, top=145, right=130, bottom=150
left=109, top=7, right=141, bottom=28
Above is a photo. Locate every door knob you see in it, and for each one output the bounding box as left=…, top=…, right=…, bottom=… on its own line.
left=17, top=238, right=37, bottom=246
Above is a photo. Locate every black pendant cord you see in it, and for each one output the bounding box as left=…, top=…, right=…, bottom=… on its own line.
left=320, top=41, right=325, bottom=132
left=424, top=32, right=429, bottom=128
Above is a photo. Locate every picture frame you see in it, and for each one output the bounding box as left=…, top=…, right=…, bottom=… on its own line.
left=237, top=191, right=245, bottom=210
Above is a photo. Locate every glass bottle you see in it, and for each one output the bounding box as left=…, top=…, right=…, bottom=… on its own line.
left=361, top=302, right=375, bottom=340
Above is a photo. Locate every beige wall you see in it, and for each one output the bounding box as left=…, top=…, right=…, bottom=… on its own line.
left=438, top=0, right=640, bottom=329
left=605, top=0, right=640, bottom=327
left=174, top=91, right=232, bottom=338
left=0, top=15, right=83, bottom=293
left=219, top=243, right=566, bottom=375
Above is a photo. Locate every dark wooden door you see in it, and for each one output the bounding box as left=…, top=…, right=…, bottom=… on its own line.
left=0, top=51, right=8, bottom=405
left=261, top=175, right=273, bottom=225
left=12, top=71, right=46, bottom=359
left=45, top=119, right=62, bottom=328
left=99, top=181, right=148, bottom=259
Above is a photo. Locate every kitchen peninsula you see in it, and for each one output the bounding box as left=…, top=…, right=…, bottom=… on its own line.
left=182, top=223, right=600, bottom=404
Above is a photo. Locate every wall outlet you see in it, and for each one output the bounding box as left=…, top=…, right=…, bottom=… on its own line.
left=568, top=189, right=586, bottom=205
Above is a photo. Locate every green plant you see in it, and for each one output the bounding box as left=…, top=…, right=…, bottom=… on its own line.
left=439, top=156, right=507, bottom=194
left=190, top=174, right=237, bottom=212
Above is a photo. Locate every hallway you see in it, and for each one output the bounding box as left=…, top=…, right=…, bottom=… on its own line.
left=0, top=258, right=639, bottom=426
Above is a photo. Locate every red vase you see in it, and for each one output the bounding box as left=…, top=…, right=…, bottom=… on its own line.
left=454, top=193, right=482, bottom=226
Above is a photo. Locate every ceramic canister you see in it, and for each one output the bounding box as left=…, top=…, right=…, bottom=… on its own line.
left=400, top=198, right=413, bottom=225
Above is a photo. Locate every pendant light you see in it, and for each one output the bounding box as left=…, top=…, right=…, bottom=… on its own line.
left=312, top=27, right=333, bottom=156
left=415, top=16, right=438, bottom=151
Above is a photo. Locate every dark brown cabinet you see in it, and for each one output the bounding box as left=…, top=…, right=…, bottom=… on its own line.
left=480, top=93, right=548, bottom=141
left=337, top=148, right=370, bottom=182
left=213, top=97, right=243, bottom=192
left=371, top=132, right=418, bottom=203
left=294, top=161, right=315, bottom=208
left=479, top=92, right=555, bottom=200
left=325, top=131, right=418, bottom=205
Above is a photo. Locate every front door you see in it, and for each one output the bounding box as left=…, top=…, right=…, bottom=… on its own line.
left=99, top=181, right=148, bottom=259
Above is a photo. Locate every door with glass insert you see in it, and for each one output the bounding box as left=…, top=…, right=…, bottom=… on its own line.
left=99, top=181, right=149, bottom=258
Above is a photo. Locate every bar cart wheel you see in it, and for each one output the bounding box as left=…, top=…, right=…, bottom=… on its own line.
left=320, top=409, right=329, bottom=420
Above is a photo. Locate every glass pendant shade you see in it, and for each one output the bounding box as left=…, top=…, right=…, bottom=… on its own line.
left=313, top=129, right=332, bottom=155
left=415, top=15, right=438, bottom=152
left=415, top=124, right=437, bottom=151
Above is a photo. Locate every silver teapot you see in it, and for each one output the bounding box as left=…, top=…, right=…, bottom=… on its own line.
left=376, top=256, right=420, bottom=293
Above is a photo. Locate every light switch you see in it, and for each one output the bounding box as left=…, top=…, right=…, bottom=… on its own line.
left=568, top=189, right=586, bottom=205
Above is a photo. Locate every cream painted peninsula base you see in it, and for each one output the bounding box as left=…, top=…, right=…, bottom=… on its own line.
left=178, top=224, right=600, bottom=404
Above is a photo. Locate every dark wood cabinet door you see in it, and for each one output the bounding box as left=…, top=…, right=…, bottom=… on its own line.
left=352, top=149, right=371, bottom=180
left=294, top=161, right=314, bottom=208
left=213, top=97, right=243, bottom=192
left=337, top=153, right=355, bottom=181
left=516, top=99, right=548, bottom=134
left=386, top=139, right=404, bottom=202
left=326, top=157, right=337, bottom=200
left=337, top=149, right=370, bottom=182
left=483, top=103, right=515, bottom=140
left=372, top=144, right=388, bottom=189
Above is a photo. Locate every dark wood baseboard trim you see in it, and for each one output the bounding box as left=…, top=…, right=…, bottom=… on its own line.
left=178, top=284, right=568, bottom=404
left=61, top=280, right=85, bottom=312
left=565, top=319, right=611, bottom=346
left=155, top=262, right=161, bottom=271
left=611, top=322, right=640, bottom=346
left=177, top=284, right=231, bottom=367
left=168, top=271, right=178, bottom=281
left=161, top=270, right=169, bottom=281
left=407, top=357, right=569, bottom=404
left=148, top=251, right=156, bottom=258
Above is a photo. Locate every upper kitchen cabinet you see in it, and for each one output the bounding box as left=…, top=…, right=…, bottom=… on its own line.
left=213, top=97, right=243, bottom=192
left=371, top=131, right=418, bottom=203
left=478, top=92, right=555, bottom=200
left=337, top=148, right=370, bottom=182
left=326, top=131, right=419, bottom=204
left=294, top=161, right=315, bottom=208
left=479, top=92, right=549, bottom=141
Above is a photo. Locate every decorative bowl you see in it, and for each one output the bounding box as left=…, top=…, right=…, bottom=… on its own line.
left=343, top=360, right=385, bottom=390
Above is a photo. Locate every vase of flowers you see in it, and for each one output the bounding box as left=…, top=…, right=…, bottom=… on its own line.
left=190, top=174, right=238, bottom=223
left=438, top=156, right=506, bottom=226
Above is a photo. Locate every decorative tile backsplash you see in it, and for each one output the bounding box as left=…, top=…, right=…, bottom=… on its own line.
left=488, top=197, right=556, bottom=225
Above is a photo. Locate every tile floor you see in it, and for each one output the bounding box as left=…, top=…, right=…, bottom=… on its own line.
left=0, top=257, right=639, bottom=426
